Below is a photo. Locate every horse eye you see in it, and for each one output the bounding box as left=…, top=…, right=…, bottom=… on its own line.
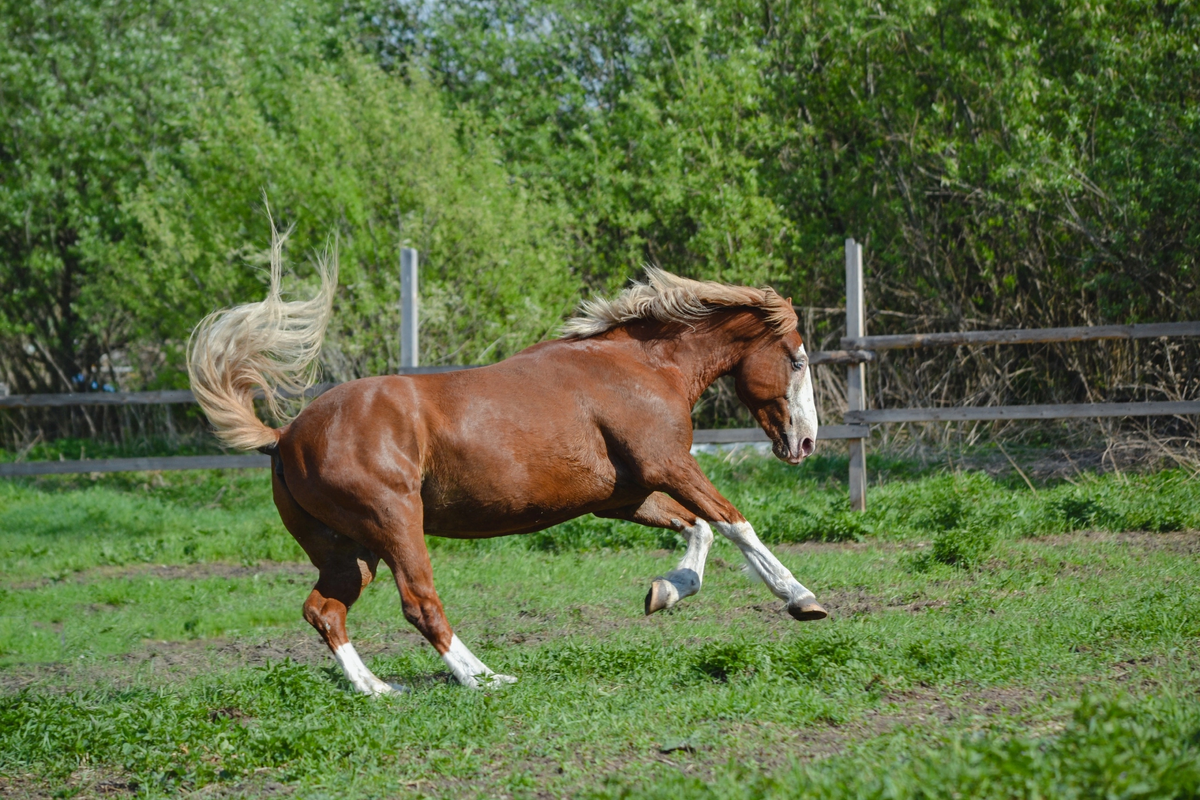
left=791, top=357, right=807, bottom=371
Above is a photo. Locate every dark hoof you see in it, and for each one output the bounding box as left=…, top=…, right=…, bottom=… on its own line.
left=787, top=600, right=828, bottom=621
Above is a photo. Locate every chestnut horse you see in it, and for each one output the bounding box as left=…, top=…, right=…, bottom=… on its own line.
left=188, top=230, right=824, bottom=693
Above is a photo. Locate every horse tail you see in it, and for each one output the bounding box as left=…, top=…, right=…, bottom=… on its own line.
left=186, top=219, right=338, bottom=452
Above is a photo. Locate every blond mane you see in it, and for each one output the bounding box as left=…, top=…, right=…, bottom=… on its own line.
left=560, top=267, right=796, bottom=340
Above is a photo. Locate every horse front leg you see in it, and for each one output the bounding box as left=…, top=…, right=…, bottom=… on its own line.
left=651, top=458, right=827, bottom=621
left=597, top=492, right=715, bottom=614
left=713, top=520, right=827, bottom=620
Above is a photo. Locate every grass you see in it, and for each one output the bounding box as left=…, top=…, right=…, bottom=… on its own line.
left=1, top=451, right=1199, bottom=798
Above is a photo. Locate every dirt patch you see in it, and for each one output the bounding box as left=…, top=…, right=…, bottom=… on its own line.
left=880, top=685, right=1039, bottom=727
left=811, top=588, right=888, bottom=617
left=0, top=768, right=295, bottom=800
left=1028, top=529, right=1200, bottom=554
left=0, top=770, right=141, bottom=800
left=0, top=626, right=428, bottom=695
left=12, top=561, right=314, bottom=591
left=734, top=587, right=950, bottom=623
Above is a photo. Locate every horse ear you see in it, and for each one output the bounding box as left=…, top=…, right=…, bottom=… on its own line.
left=786, top=296, right=793, bottom=304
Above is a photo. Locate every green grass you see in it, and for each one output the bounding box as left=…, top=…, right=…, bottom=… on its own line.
left=1, top=453, right=1199, bottom=798
left=0, top=432, right=227, bottom=464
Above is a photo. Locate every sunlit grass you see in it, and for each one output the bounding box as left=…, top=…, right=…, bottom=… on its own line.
left=1, top=452, right=1198, bottom=797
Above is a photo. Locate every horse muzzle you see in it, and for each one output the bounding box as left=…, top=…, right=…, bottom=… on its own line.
left=773, top=434, right=816, bottom=465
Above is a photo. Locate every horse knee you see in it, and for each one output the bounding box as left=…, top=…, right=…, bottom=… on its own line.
left=400, top=594, right=452, bottom=647
left=303, top=590, right=348, bottom=642
left=400, top=595, right=437, bottom=628
left=682, top=519, right=714, bottom=548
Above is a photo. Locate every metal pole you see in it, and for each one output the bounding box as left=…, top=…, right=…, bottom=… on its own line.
left=845, top=238, right=867, bottom=510
left=400, top=247, right=419, bottom=369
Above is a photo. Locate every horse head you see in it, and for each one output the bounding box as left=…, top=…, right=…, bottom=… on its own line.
left=732, top=324, right=818, bottom=465
left=559, top=267, right=819, bottom=464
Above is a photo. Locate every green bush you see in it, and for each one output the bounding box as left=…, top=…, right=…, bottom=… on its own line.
left=757, top=498, right=869, bottom=544
left=930, top=525, right=996, bottom=569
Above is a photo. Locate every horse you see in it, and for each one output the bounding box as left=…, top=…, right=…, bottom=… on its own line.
left=187, top=227, right=825, bottom=694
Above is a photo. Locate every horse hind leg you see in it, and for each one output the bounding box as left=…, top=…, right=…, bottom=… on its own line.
left=338, top=486, right=516, bottom=689
left=304, top=558, right=402, bottom=695
left=597, top=492, right=714, bottom=615
left=272, top=461, right=401, bottom=695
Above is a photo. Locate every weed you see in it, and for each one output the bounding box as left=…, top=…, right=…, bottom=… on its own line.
left=1052, top=491, right=1102, bottom=528
left=3, top=453, right=1200, bottom=798
left=692, top=641, right=761, bottom=682
left=930, top=525, right=995, bottom=568
left=771, top=634, right=863, bottom=682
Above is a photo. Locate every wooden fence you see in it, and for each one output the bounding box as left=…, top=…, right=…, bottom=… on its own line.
left=839, top=238, right=1200, bottom=510
left=5, top=240, right=1198, bottom=495
left=0, top=363, right=870, bottom=477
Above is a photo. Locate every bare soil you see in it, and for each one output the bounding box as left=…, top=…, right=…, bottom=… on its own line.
left=1029, top=529, right=1200, bottom=554
left=0, top=769, right=294, bottom=800
left=12, top=561, right=314, bottom=592
left=8, top=530, right=1194, bottom=696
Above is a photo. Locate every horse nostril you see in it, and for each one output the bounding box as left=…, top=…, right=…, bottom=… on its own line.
left=800, top=437, right=815, bottom=457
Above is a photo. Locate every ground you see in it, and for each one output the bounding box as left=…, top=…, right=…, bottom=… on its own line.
left=1, top=450, right=1199, bottom=798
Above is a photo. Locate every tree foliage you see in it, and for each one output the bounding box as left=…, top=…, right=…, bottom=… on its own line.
left=407, top=0, right=1200, bottom=320
left=2, top=0, right=1199, bottom=436
left=0, top=0, right=574, bottom=394
left=402, top=0, right=1200, bottom=423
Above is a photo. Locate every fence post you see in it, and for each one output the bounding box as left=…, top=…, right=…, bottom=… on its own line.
left=400, top=247, right=419, bottom=368
left=845, top=238, right=867, bottom=510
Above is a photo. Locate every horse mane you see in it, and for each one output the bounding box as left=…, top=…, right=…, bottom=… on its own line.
left=560, top=267, right=797, bottom=340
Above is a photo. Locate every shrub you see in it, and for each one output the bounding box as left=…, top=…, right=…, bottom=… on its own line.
left=930, top=524, right=995, bottom=569
left=692, top=641, right=762, bottom=682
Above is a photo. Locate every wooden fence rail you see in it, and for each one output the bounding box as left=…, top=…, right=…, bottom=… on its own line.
left=0, top=357, right=872, bottom=476
left=0, top=389, right=197, bottom=408
left=842, top=321, right=1200, bottom=351
left=0, top=425, right=870, bottom=477
left=0, top=454, right=273, bottom=477
left=837, top=238, right=1200, bottom=511
left=0, top=367, right=476, bottom=409
left=0, top=353, right=871, bottom=409
left=6, top=238, right=1199, bottom=497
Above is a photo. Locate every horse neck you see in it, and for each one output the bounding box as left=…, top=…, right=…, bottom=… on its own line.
left=642, top=312, right=775, bottom=406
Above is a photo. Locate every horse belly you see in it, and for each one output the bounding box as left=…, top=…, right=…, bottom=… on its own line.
left=411, top=362, right=650, bottom=537
left=419, top=453, right=629, bottom=538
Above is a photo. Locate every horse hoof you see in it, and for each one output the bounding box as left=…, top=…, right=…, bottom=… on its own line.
left=787, top=600, right=828, bottom=621
left=644, top=579, right=676, bottom=615
left=486, top=674, right=518, bottom=688
left=365, top=681, right=408, bottom=696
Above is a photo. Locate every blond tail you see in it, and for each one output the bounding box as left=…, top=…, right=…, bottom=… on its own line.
left=186, top=220, right=338, bottom=451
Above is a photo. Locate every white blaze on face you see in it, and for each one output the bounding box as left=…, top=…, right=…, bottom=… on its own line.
left=786, top=344, right=819, bottom=448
